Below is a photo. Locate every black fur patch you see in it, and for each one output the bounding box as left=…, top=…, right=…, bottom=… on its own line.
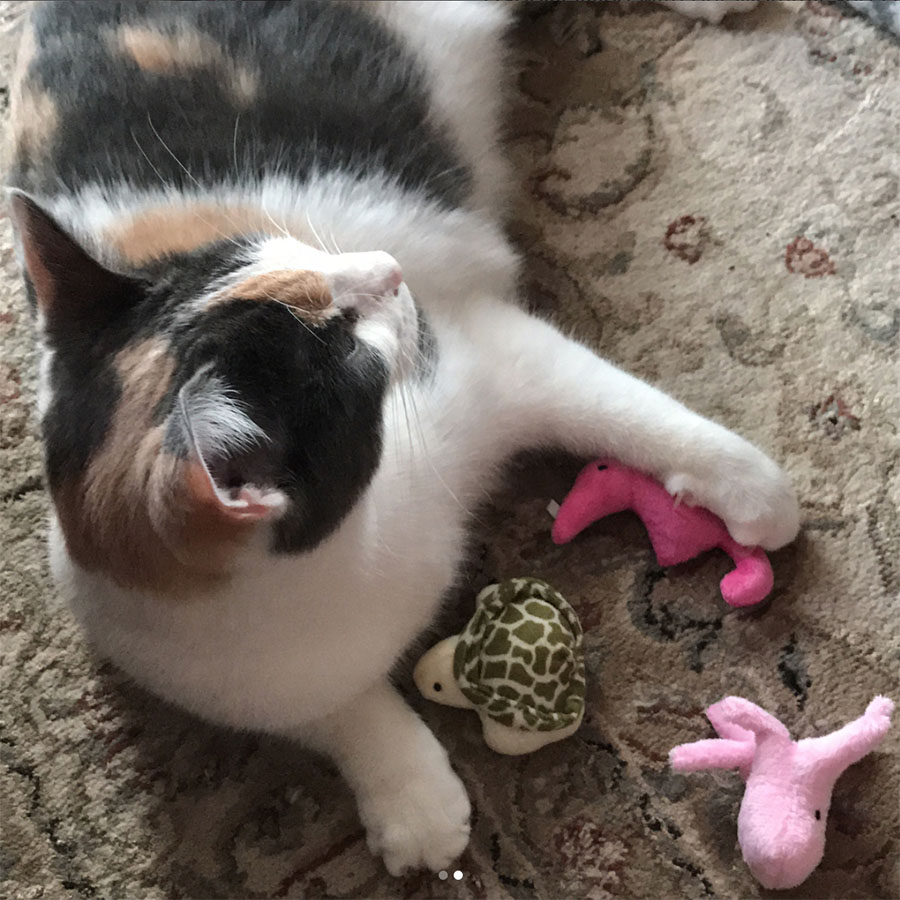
left=12, top=1, right=471, bottom=208
left=43, top=338, right=120, bottom=493
left=166, top=297, right=389, bottom=554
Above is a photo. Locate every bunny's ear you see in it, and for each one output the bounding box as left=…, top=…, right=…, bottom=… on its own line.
left=803, top=696, right=894, bottom=781
left=706, top=697, right=791, bottom=743
left=670, top=737, right=755, bottom=775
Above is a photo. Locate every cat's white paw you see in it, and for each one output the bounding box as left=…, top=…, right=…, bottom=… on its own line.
left=358, top=751, right=471, bottom=876
left=659, top=0, right=758, bottom=25
left=665, top=438, right=799, bottom=550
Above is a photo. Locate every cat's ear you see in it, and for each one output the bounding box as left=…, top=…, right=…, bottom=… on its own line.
left=169, top=369, right=287, bottom=525
left=9, top=191, right=142, bottom=327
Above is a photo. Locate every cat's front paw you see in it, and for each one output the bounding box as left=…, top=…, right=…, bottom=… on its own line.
left=358, top=753, right=471, bottom=876
left=659, top=0, right=758, bottom=24
left=665, top=440, right=799, bottom=550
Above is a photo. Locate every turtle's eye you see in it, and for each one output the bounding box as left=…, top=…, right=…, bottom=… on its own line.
left=433, top=682, right=442, bottom=692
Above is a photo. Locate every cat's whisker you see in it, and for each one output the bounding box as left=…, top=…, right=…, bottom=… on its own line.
left=397, top=376, right=416, bottom=468
left=261, top=290, right=328, bottom=346
left=132, top=124, right=246, bottom=253
left=278, top=210, right=295, bottom=241
left=146, top=114, right=205, bottom=192
left=304, top=212, right=332, bottom=255
left=130, top=128, right=172, bottom=192
left=403, top=383, right=428, bottom=463
left=331, top=290, right=384, bottom=308
left=415, top=163, right=466, bottom=195
left=232, top=113, right=241, bottom=180
left=326, top=226, right=343, bottom=255
left=393, top=356, right=467, bottom=515
left=260, top=203, right=292, bottom=240
left=404, top=346, right=472, bottom=517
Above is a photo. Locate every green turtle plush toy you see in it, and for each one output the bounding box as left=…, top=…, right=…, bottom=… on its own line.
left=414, top=578, right=586, bottom=755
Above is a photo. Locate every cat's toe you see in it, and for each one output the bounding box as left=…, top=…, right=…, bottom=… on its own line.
left=359, top=761, right=471, bottom=875
left=666, top=443, right=800, bottom=550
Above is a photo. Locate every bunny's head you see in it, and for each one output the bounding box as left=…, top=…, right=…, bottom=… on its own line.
left=703, top=696, right=893, bottom=890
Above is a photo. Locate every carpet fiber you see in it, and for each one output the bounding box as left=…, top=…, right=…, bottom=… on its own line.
left=1, top=2, right=898, bottom=898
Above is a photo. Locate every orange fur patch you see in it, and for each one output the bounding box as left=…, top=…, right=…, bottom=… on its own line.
left=220, top=270, right=336, bottom=324
left=115, top=25, right=259, bottom=105
left=9, top=23, right=59, bottom=158
left=11, top=23, right=58, bottom=161
left=105, top=202, right=281, bottom=264
left=56, top=338, right=175, bottom=589
left=12, top=87, right=58, bottom=156
left=55, top=338, right=255, bottom=595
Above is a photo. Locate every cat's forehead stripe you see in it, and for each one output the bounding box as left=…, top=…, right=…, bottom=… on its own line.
left=216, top=269, right=336, bottom=323
left=105, top=202, right=280, bottom=264
left=114, top=25, right=258, bottom=106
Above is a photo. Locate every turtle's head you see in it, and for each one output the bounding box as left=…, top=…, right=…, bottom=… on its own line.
left=413, top=636, right=472, bottom=709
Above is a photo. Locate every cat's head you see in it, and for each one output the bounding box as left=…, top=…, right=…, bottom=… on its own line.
left=12, top=194, right=421, bottom=592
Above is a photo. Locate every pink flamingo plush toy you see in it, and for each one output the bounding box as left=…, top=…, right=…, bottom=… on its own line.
left=670, top=696, right=894, bottom=889
left=552, top=459, right=774, bottom=607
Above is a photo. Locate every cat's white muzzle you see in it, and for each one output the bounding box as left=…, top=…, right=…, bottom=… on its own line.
left=353, top=281, right=419, bottom=384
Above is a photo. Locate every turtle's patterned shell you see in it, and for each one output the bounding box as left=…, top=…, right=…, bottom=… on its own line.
left=453, top=578, right=585, bottom=733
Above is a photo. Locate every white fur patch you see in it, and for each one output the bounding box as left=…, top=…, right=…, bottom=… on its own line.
left=659, top=0, right=759, bottom=24
left=177, top=366, right=266, bottom=462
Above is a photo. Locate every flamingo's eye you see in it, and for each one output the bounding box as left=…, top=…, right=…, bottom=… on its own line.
left=596, top=464, right=608, bottom=471
left=814, top=810, right=821, bottom=821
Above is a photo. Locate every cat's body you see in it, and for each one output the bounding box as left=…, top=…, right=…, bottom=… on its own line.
left=10, top=0, right=799, bottom=876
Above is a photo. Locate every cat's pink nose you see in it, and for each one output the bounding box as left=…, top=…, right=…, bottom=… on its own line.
left=381, top=263, right=403, bottom=294
left=353, top=251, right=402, bottom=296
left=330, top=251, right=403, bottom=312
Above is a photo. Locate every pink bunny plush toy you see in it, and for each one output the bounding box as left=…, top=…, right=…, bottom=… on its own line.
left=552, top=459, right=773, bottom=607
left=670, top=696, right=894, bottom=890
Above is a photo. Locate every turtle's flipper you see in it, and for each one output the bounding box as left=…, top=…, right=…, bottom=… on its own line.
left=481, top=710, right=584, bottom=755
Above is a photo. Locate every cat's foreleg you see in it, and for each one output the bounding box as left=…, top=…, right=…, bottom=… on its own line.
left=300, top=679, right=470, bottom=875
left=478, top=302, right=799, bottom=550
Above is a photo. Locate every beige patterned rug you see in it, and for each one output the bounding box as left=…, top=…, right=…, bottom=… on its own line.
left=1, top=2, right=898, bottom=898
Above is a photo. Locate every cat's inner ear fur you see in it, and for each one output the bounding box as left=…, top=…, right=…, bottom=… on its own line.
left=170, top=367, right=287, bottom=523
left=9, top=192, right=142, bottom=326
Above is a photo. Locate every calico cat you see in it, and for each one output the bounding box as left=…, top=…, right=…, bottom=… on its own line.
left=8, top=0, right=799, bottom=876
